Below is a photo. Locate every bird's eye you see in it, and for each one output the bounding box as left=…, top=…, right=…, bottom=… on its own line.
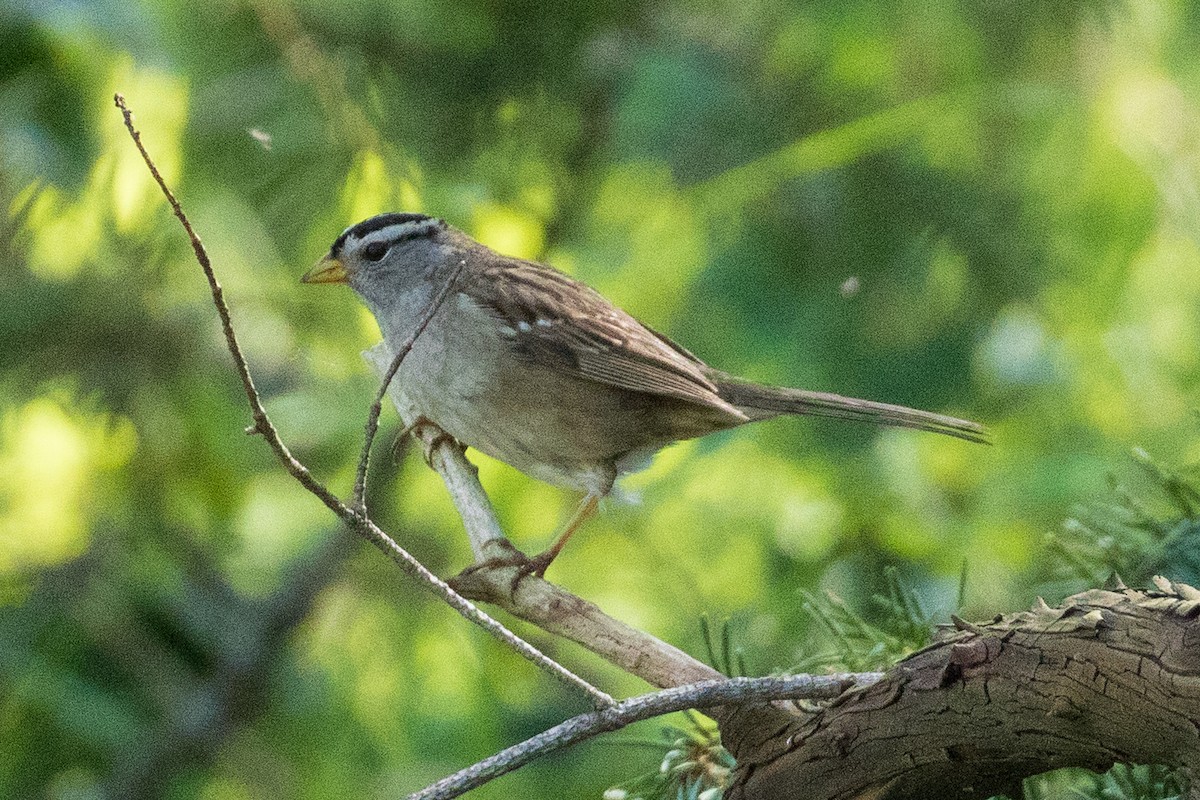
left=363, top=241, right=388, bottom=262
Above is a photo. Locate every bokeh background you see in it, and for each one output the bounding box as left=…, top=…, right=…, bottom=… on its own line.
left=3, top=0, right=1199, bottom=797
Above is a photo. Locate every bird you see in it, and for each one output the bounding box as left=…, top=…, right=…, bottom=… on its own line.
left=303, top=212, right=988, bottom=577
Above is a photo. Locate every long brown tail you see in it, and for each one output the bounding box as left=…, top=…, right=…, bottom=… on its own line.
left=714, top=376, right=990, bottom=444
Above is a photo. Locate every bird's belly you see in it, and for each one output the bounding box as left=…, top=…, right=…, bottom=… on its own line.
left=389, top=312, right=734, bottom=494
left=396, top=339, right=631, bottom=494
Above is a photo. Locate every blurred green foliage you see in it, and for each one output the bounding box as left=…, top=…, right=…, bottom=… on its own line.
left=2, top=0, right=1199, bottom=797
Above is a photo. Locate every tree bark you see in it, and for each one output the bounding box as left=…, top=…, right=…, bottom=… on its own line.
left=721, top=579, right=1200, bottom=799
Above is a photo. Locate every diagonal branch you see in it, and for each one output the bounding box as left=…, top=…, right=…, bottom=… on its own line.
left=113, top=92, right=613, bottom=711
left=114, top=93, right=340, bottom=513
left=409, top=673, right=879, bottom=800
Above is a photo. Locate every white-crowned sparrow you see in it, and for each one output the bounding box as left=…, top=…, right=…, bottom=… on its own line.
left=304, top=212, right=988, bottom=574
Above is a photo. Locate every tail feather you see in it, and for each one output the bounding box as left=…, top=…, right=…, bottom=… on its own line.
left=715, top=377, right=989, bottom=445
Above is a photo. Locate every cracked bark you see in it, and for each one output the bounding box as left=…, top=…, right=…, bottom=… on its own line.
left=721, top=579, right=1200, bottom=800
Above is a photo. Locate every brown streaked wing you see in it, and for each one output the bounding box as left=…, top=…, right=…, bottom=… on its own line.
left=463, top=256, right=743, bottom=416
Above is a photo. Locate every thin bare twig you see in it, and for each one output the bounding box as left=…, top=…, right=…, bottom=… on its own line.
left=113, top=93, right=340, bottom=512
left=352, top=258, right=466, bottom=511
left=409, top=673, right=881, bottom=800
left=113, top=92, right=614, bottom=710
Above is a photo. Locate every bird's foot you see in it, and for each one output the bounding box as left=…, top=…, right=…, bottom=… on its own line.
left=508, top=548, right=557, bottom=588
left=396, top=416, right=463, bottom=467
left=448, top=539, right=555, bottom=598
left=389, top=428, right=412, bottom=464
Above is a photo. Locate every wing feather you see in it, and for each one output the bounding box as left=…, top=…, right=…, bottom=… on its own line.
left=463, top=256, right=744, bottom=418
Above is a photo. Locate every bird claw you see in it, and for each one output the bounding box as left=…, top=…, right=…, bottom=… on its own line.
left=395, top=416, right=463, bottom=467
left=448, top=540, right=557, bottom=597
left=420, top=430, right=461, bottom=467
left=508, top=549, right=556, bottom=591
left=390, top=429, right=412, bottom=464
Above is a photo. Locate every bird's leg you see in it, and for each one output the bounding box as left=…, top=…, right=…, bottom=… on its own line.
left=448, top=494, right=601, bottom=597
left=511, top=493, right=600, bottom=586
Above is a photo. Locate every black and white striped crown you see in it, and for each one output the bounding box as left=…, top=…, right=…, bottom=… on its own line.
left=330, top=213, right=446, bottom=257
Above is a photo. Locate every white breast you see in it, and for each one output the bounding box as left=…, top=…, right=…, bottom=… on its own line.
left=382, top=291, right=622, bottom=496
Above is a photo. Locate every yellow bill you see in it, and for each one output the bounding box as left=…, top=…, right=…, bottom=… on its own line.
left=301, top=254, right=349, bottom=284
